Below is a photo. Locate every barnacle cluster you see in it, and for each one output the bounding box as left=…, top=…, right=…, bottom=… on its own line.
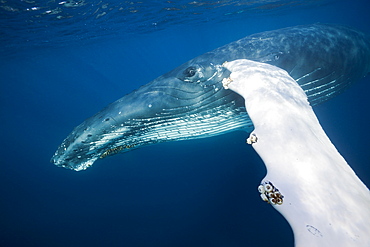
left=246, top=133, right=258, bottom=144
left=221, top=76, right=233, bottom=89
left=258, top=181, right=284, bottom=205
left=100, top=144, right=135, bottom=159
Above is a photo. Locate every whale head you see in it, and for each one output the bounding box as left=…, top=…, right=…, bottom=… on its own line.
left=51, top=61, right=244, bottom=171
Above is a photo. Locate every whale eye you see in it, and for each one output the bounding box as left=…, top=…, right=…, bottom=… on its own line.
left=183, top=66, right=197, bottom=77
left=178, top=64, right=214, bottom=85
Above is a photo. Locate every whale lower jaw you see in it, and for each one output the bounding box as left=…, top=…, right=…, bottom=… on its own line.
left=51, top=102, right=252, bottom=171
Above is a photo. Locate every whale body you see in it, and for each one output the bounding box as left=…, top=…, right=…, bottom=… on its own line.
left=51, top=24, right=370, bottom=171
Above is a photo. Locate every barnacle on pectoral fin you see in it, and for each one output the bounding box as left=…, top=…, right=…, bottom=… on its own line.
left=222, top=77, right=233, bottom=89
left=246, top=133, right=258, bottom=144
left=100, top=144, right=136, bottom=159
left=258, top=181, right=284, bottom=205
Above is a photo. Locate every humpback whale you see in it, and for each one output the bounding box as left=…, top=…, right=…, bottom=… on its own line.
left=51, top=24, right=370, bottom=171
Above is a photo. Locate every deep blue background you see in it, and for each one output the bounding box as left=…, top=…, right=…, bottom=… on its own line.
left=1, top=0, right=369, bottom=246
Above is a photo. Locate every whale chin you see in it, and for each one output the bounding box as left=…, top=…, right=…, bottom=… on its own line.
left=51, top=154, right=98, bottom=171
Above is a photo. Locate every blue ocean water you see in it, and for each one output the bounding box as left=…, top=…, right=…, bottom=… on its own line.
left=1, top=0, right=369, bottom=246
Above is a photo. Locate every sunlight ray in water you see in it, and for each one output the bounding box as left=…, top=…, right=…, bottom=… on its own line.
left=0, top=0, right=335, bottom=54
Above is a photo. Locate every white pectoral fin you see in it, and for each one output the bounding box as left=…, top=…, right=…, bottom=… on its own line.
left=223, top=59, right=370, bottom=247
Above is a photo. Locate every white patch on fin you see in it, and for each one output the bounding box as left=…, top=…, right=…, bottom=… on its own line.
left=223, top=59, right=370, bottom=247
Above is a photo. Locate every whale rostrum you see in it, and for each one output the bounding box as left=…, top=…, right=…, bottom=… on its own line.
left=51, top=24, right=370, bottom=171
